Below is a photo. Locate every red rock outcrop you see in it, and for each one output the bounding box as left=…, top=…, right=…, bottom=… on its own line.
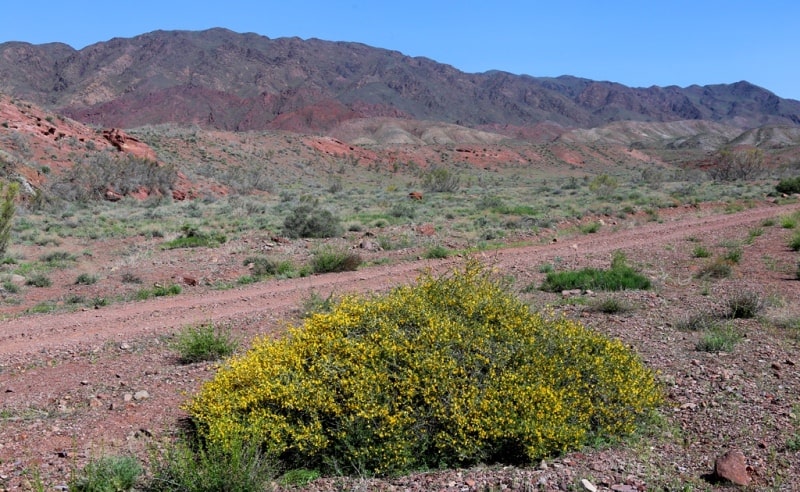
left=102, top=128, right=157, bottom=161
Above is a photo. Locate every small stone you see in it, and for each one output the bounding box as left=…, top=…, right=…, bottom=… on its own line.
left=120, top=343, right=131, bottom=351
left=581, top=478, right=598, bottom=492
left=80, top=380, right=89, bottom=385
left=133, top=390, right=149, bottom=401
left=714, top=449, right=750, bottom=486
left=123, top=393, right=133, bottom=402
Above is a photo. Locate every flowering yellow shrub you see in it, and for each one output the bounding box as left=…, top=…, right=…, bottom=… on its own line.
left=186, top=261, right=662, bottom=476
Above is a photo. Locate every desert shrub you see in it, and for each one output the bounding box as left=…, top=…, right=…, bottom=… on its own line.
left=421, top=166, right=461, bottom=192
left=776, top=176, right=800, bottom=194
left=725, top=291, right=763, bottom=319
left=146, top=435, right=273, bottom=492
left=696, top=324, right=742, bottom=352
left=780, top=215, right=797, bottom=229
left=589, top=296, right=632, bottom=314
left=579, top=221, right=601, bottom=234
left=789, top=231, right=800, bottom=251
left=162, top=224, right=226, bottom=249
left=723, top=247, right=742, bottom=264
left=540, top=252, right=651, bottom=292
left=707, top=148, right=764, bottom=181
left=50, top=153, right=176, bottom=202
left=75, top=273, right=98, bottom=285
left=0, top=182, right=18, bottom=257
left=692, top=245, right=711, bottom=258
left=121, top=272, right=142, bottom=284
left=389, top=201, right=416, bottom=219
left=279, top=469, right=321, bottom=487
left=282, top=204, right=342, bottom=239
left=675, top=313, right=719, bottom=332
left=26, top=273, right=51, bottom=287
left=40, top=250, right=76, bottom=266
left=588, top=174, right=618, bottom=197
left=69, top=454, right=142, bottom=492
left=186, top=262, right=662, bottom=476
left=695, top=258, right=732, bottom=280
left=135, top=283, right=181, bottom=300
left=311, top=247, right=362, bottom=274
left=423, top=244, right=450, bottom=259
left=174, top=323, right=238, bottom=364
left=243, top=256, right=281, bottom=277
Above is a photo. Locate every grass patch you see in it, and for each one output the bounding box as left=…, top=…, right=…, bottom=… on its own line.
left=75, top=273, right=98, bottom=285
left=135, top=283, right=181, bottom=300
left=675, top=312, right=719, bottom=332
left=174, top=323, right=239, bottom=364
left=310, top=247, right=362, bottom=274
left=146, top=436, right=273, bottom=492
left=691, top=245, right=711, bottom=258
left=40, top=250, right=76, bottom=266
left=162, top=224, right=226, bottom=249
left=540, top=252, right=651, bottom=292
left=25, top=273, right=52, bottom=287
left=588, top=296, right=633, bottom=314
left=423, top=245, right=450, bottom=259
left=696, top=324, right=742, bottom=352
left=725, top=291, right=763, bottom=319
left=695, top=258, right=732, bottom=280
left=68, top=454, right=142, bottom=492
left=789, top=230, right=800, bottom=251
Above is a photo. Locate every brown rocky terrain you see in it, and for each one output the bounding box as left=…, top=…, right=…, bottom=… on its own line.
left=1, top=199, right=800, bottom=490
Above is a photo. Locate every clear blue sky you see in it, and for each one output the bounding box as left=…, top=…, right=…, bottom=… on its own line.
left=3, top=0, right=798, bottom=100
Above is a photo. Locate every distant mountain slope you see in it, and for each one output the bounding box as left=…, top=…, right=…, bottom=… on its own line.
left=2, top=28, right=799, bottom=133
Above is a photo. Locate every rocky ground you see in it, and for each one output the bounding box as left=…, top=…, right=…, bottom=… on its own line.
left=1, top=201, right=800, bottom=491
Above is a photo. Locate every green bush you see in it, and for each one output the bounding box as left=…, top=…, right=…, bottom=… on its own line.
left=311, top=247, right=362, bottom=274
left=26, top=273, right=52, bottom=288
left=789, top=231, right=800, bottom=252
left=282, top=204, right=343, bottom=239
left=186, top=262, right=662, bottom=476
left=675, top=313, right=718, bottom=332
left=40, top=250, right=76, bottom=266
left=75, top=273, right=98, bottom=285
left=692, top=245, right=711, bottom=258
left=421, top=166, right=461, bottom=192
left=175, top=323, right=239, bottom=364
left=725, top=291, right=763, bottom=319
left=776, top=176, right=800, bottom=194
left=423, top=245, right=450, bottom=259
left=696, top=324, right=742, bottom=352
left=695, top=258, right=732, bottom=280
left=540, top=252, right=651, bottom=292
left=135, top=283, right=181, bottom=300
left=69, top=455, right=141, bottom=492
left=162, top=224, right=226, bottom=249
left=0, top=182, right=18, bottom=257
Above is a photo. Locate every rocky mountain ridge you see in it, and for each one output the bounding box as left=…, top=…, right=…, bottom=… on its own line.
left=2, top=28, right=799, bottom=136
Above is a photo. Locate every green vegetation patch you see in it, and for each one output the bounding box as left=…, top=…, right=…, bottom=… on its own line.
left=69, top=454, right=142, bottom=492
left=540, top=252, right=651, bottom=292
left=186, top=261, right=662, bottom=477
left=162, top=224, right=227, bottom=250
left=174, top=323, right=239, bottom=364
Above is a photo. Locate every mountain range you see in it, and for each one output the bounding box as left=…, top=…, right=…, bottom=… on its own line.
left=1, top=27, right=799, bottom=137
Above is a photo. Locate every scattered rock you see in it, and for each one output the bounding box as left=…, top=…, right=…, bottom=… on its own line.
left=133, top=390, right=150, bottom=401
left=714, top=449, right=750, bottom=486
left=581, top=478, right=597, bottom=492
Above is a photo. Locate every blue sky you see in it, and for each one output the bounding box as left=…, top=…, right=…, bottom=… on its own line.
left=3, top=1, right=798, bottom=100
